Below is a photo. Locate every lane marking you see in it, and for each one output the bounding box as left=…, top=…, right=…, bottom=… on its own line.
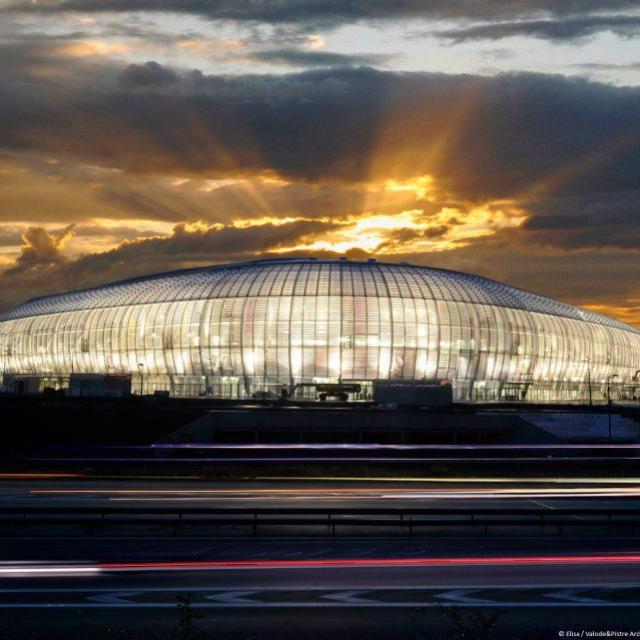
left=322, top=590, right=374, bottom=604
left=530, top=500, right=555, bottom=510
left=545, top=588, right=607, bottom=604
left=205, top=590, right=259, bottom=605
left=87, top=591, right=141, bottom=605
left=435, top=589, right=492, bottom=604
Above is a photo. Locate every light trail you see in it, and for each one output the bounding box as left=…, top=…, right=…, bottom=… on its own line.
left=9, top=476, right=640, bottom=485
left=0, top=474, right=84, bottom=479
left=103, top=493, right=640, bottom=502
left=0, top=563, right=101, bottom=577
left=26, top=456, right=640, bottom=463
left=29, top=485, right=640, bottom=496
left=143, top=443, right=640, bottom=450
left=259, top=476, right=640, bottom=484
left=97, top=553, right=640, bottom=571
left=4, top=553, right=640, bottom=579
left=28, top=485, right=640, bottom=500
left=3, top=550, right=640, bottom=581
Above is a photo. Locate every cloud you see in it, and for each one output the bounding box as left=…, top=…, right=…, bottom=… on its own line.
left=478, top=48, right=515, bottom=60
left=574, top=62, right=640, bottom=71
left=520, top=189, right=640, bottom=250
left=2, top=59, right=639, bottom=199
left=5, top=224, right=75, bottom=275
left=0, top=218, right=342, bottom=307
left=4, top=0, right=640, bottom=25
left=434, top=14, right=640, bottom=43
left=8, top=218, right=338, bottom=276
left=0, top=150, right=446, bottom=228
left=2, top=50, right=640, bottom=253
left=245, top=48, right=396, bottom=68
left=0, top=224, right=24, bottom=247
left=119, top=61, right=178, bottom=86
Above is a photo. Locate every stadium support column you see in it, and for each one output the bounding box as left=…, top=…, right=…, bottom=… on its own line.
left=607, top=373, right=618, bottom=443
left=137, top=362, right=144, bottom=396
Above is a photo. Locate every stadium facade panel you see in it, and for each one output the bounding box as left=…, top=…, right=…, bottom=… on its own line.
left=0, top=258, right=638, bottom=402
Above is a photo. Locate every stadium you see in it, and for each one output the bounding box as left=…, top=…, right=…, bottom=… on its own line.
left=0, top=257, right=639, bottom=403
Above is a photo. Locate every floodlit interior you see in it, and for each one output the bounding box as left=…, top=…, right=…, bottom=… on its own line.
left=0, top=258, right=639, bottom=402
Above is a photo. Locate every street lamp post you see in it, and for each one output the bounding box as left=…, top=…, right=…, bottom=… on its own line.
left=585, top=356, right=592, bottom=407
left=607, top=373, right=618, bottom=444
left=137, top=362, right=144, bottom=396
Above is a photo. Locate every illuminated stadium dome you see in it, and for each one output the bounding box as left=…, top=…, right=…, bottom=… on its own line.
left=1, top=258, right=639, bottom=402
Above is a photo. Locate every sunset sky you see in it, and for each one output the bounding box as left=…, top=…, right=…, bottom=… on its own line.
left=1, top=0, right=639, bottom=324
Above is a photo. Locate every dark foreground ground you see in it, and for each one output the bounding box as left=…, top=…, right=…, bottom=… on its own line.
left=2, top=478, right=640, bottom=638
left=3, top=594, right=640, bottom=640
left=5, top=606, right=640, bottom=640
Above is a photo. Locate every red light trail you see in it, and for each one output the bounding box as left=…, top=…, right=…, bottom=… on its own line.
left=99, top=553, right=640, bottom=572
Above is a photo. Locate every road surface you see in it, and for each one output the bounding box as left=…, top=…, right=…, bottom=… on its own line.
left=2, top=478, right=640, bottom=638
left=2, top=552, right=640, bottom=638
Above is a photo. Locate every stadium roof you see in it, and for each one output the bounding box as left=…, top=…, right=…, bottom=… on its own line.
left=0, top=258, right=636, bottom=334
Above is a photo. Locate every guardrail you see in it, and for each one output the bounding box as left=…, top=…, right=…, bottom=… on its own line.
left=1, top=506, right=640, bottom=535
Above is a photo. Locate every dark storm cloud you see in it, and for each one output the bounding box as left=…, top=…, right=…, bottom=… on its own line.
left=4, top=0, right=640, bottom=23
left=72, top=218, right=338, bottom=265
left=119, top=61, right=179, bottom=86
left=2, top=59, right=639, bottom=199
left=4, top=224, right=75, bottom=275
left=520, top=190, right=640, bottom=251
left=246, top=48, right=394, bottom=68
left=434, top=14, right=640, bottom=42
left=526, top=191, right=640, bottom=230
left=1, top=46, right=640, bottom=251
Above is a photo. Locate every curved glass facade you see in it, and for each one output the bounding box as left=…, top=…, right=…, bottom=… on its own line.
left=0, top=258, right=639, bottom=402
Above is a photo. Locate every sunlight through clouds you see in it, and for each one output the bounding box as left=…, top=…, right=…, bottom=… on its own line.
left=271, top=202, right=527, bottom=255
left=0, top=0, right=639, bottom=324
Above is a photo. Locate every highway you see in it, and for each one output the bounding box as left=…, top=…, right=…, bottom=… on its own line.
left=2, top=478, right=640, bottom=638
left=3, top=549, right=640, bottom=638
